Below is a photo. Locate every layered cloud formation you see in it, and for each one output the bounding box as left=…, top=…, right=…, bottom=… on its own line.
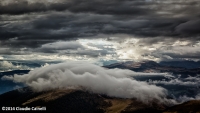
left=2, top=62, right=174, bottom=104
left=0, top=0, right=200, bottom=62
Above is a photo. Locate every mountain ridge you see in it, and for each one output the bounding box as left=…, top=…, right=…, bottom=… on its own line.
left=104, top=61, right=200, bottom=77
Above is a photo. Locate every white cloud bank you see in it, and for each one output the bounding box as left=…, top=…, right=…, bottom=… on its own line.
left=2, top=61, right=175, bottom=104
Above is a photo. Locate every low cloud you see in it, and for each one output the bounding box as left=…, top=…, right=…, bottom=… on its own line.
left=176, top=94, right=200, bottom=103
left=2, top=61, right=174, bottom=104
left=149, top=78, right=199, bottom=87
left=0, top=61, right=31, bottom=71
left=145, top=74, right=200, bottom=103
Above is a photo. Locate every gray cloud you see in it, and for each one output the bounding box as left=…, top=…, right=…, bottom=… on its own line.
left=32, top=40, right=115, bottom=59
left=37, top=41, right=84, bottom=52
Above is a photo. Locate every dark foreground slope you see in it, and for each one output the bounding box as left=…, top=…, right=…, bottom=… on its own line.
left=1, top=87, right=200, bottom=113
left=0, top=87, right=166, bottom=113
left=163, top=100, right=200, bottom=113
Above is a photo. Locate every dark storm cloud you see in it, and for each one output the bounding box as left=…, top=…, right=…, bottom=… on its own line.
left=0, top=12, right=108, bottom=48
left=0, top=0, right=152, bottom=15
left=1, top=0, right=200, bottom=40
left=175, top=19, right=200, bottom=35
left=0, top=0, right=67, bottom=15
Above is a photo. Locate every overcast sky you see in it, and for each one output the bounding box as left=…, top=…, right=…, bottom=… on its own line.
left=0, top=0, right=200, bottom=64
